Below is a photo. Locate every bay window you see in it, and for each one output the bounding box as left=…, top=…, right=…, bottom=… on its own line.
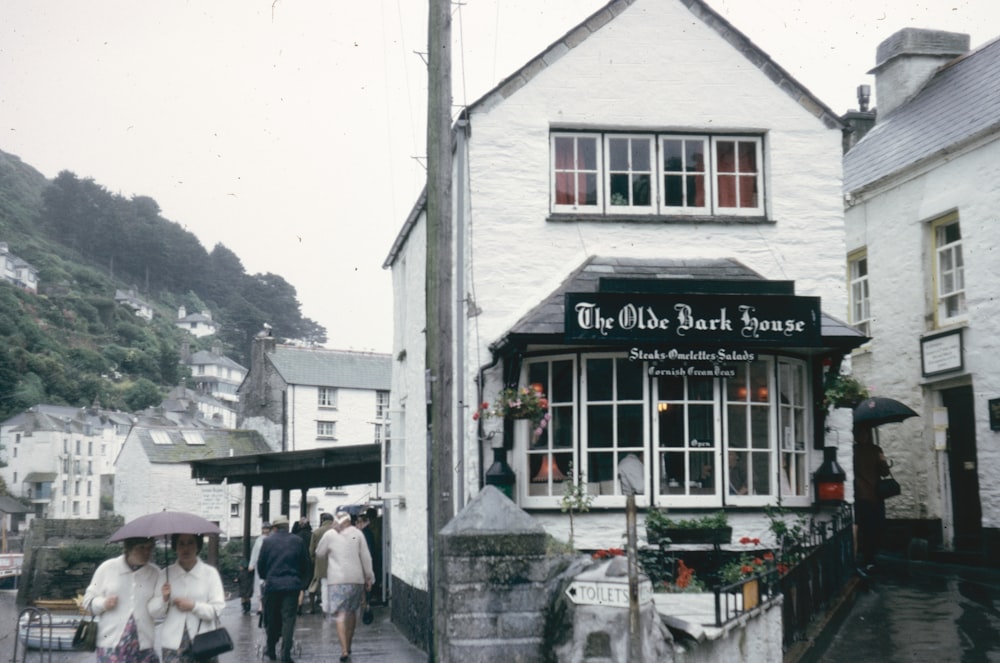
left=517, top=353, right=811, bottom=507
left=552, top=131, right=764, bottom=216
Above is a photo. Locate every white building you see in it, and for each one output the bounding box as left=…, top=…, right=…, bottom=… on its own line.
left=113, top=425, right=273, bottom=539
left=179, top=344, right=247, bottom=406
left=238, top=333, right=392, bottom=520
left=175, top=306, right=218, bottom=337
left=843, top=29, right=1000, bottom=560
left=114, top=287, right=154, bottom=321
left=383, top=0, right=865, bottom=634
left=0, top=404, right=134, bottom=522
left=0, top=242, right=38, bottom=293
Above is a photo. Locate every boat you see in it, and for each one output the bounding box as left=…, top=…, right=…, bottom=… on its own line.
left=32, top=597, right=84, bottom=613
left=18, top=616, right=83, bottom=651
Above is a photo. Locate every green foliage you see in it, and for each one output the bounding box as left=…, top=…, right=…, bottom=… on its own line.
left=123, top=378, right=163, bottom=412
left=58, top=543, right=123, bottom=566
left=646, top=509, right=728, bottom=532
left=560, top=463, right=593, bottom=549
left=0, top=149, right=329, bottom=419
left=823, top=372, right=870, bottom=410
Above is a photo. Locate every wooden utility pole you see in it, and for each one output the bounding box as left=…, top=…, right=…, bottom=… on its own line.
left=426, top=0, right=453, bottom=660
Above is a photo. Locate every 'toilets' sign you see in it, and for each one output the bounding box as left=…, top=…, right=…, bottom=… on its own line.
left=565, top=579, right=654, bottom=608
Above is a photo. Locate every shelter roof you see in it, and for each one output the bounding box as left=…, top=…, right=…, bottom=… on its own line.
left=188, top=445, right=380, bottom=491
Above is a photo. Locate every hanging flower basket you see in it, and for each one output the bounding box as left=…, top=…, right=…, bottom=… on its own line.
left=473, top=383, right=552, bottom=440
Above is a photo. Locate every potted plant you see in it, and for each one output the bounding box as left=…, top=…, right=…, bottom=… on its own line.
left=645, top=510, right=732, bottom=545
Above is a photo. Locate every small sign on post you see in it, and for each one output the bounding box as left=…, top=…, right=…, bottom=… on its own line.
left=565, top=578, right=653, bottom=608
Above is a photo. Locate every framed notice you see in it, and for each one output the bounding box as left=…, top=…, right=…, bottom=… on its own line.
left=990, top=398, right=1000, bottom=432
left=920, top=328, right=963, bottom=377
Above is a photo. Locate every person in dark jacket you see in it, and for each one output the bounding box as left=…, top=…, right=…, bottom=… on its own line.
left=257, top=514, right=311, bottom=663
left=853, top=423, right=891, bottom=575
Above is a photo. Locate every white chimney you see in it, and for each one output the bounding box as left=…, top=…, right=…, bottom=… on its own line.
left=178, top=305, right=187, bottom=319
left=870, top=28, right=969, bottom=118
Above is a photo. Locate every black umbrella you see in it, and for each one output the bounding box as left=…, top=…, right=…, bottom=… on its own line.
left=110, top=511, right=222, bottom=576
left=109, top=511, right=222, bottom=541
left=853, top=397, right=919, bottom=427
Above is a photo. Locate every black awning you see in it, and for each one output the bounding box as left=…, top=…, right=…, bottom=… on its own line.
left=188, top=445, right=380, bottom=490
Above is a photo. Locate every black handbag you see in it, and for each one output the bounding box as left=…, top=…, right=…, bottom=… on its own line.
left=72, top=613, right=98, bottom=651
left=877, top=472, right=901, bottom=499
left=189, top=617, right=234, bottom=660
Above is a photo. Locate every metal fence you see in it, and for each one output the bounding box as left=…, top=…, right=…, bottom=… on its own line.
left=778, top=504, right=855, bottom=646
left=710, top=503, right=855, bottom=633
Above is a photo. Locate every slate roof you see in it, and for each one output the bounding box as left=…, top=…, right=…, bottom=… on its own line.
left=185, top=349, right=246, bottom=372
left=0, top=495, right=29, bottom=514
left=268, top=347, right=392, bottom=390
left=130, top=427, right=272, bottom=465
left=3, top=404, right=134, bottom=433
left=492, top=256, right=866, bottom=351
left=844, top=36, right=1000, bottom=193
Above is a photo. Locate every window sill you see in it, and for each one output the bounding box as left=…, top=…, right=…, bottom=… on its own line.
left=547, top=213, right=772, bottom=225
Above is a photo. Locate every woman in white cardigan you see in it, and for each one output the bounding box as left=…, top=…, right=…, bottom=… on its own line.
left=83, top=537, right=161, bottom=662
left=149, top=533, right=226, bottom=663
left=316, top=511, right=374, bottom=662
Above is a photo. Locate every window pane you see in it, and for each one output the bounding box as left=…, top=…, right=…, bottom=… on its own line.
left=609, top=138, right=629, bottom=170
left=554, top=136, right=574, bottom=169
left=751, top=452, right=771, bottom=495
left=691, top=451, right=716, bottom=495
left=552, top=360, right=574, bottom=403
left=550, top=406, right=574, bottom=449
left=582, top=174, right=598, bottom=205
left=579, top=137, right=597, bottom=169
left=610, top=174, right=630, bottom=205
left=618, top=404, right=644, bottom=447
left=587, top=358, right=613, bottom=401
left=588, top=404, right=613, bottom=448
left=617, top=358, right=643, bottom=400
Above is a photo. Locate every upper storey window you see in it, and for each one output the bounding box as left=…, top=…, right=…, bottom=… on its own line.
left=932, top=214, right=965, bottom=325
left=551, top=132, right=764, bottom=217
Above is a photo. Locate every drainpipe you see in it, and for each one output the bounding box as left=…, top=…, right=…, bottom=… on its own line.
left=455, top=115, right=469, bottom=507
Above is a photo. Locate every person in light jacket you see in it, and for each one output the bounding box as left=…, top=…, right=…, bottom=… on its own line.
left=149, top=533, right=226, bottom=663
left=83, top=537, right=161, bottom=663
left=316, top=511, right=374, bottom=662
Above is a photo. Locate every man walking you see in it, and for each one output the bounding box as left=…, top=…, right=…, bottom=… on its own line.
left=257, top=515, right=310, bottom=663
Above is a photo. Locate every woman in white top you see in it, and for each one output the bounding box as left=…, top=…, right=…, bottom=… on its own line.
left=316, top=512, right=374, bottom=661
left=83, top=537, right=161, bottom=662
left=149, top=534, right=226, bottom=663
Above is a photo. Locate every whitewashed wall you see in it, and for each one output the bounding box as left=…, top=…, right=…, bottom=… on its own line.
left=461, top=1, right=846, bottom=548
left=845, top=137, right=1000, bottom=531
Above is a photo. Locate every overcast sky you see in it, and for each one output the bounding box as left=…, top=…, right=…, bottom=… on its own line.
left=2, top=0, right=997, bottom=353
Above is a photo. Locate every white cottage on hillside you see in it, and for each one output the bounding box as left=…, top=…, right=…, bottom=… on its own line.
left=843, top=28, right=1000, bottom=561
left=383, top=0, right=865, bottom=631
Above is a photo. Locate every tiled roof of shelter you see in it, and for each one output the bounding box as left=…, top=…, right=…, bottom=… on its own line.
left=844, top=36, right=1000, bottom=193
left=269, top=347, right=392, bottom=390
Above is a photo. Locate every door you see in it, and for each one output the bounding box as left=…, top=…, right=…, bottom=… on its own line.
left=942, top=385, right=982, bottom=550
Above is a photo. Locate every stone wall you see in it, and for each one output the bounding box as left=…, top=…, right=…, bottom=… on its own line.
left=16, top=517, right=122, bottom=604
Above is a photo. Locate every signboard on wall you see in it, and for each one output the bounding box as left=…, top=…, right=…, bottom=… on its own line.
left=565, top=293, right=821, bottom=346
left=920, top=328, right=963, bottom=377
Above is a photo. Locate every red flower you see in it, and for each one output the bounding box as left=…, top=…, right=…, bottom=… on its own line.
left=739, top=536, right=751, bottom=544
left=472, top=411, right=480, bottom=420
left=740, top=564, right=753, bottom=575
left=763, top=551, right=775, bottom=561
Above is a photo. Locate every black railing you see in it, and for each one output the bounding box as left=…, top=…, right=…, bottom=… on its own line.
left=714, top=566, right=781, bottom=626
left=779, top=503, right=855, bottom=647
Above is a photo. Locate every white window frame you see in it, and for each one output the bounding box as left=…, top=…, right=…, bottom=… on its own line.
left=551, top=134, right=602, bottom=213
left=579, top=354, right=650, bottom=507
left=551, top=131, right=765, bottom=216
left=711, top=136, right=764, bottom=215
left=651, top=363, right=721, bottom=508
left=777, top=358, right=811, bottom=507
left=316, top=420, right=337, bottom=440
left=375, top=390, right=390, bottom=419
left=721, top=358, right=777, bottom=508
left=932, top=214, right=966, bottom=325
left=848, top=249, right=871, bottom=337
left=519, top=355, right=578, bottom=508
left=318, top=387, right=338, bottom=409
left=604, top=135, right=656, bottom=215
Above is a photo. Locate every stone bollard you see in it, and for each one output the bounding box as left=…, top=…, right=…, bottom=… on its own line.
left=438, top=486, right=560, bottom=663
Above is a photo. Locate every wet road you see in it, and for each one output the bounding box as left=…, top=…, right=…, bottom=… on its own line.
left=1, top=592, right=425, bottom=663
left=820, top=560, right=1000, bottom=662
